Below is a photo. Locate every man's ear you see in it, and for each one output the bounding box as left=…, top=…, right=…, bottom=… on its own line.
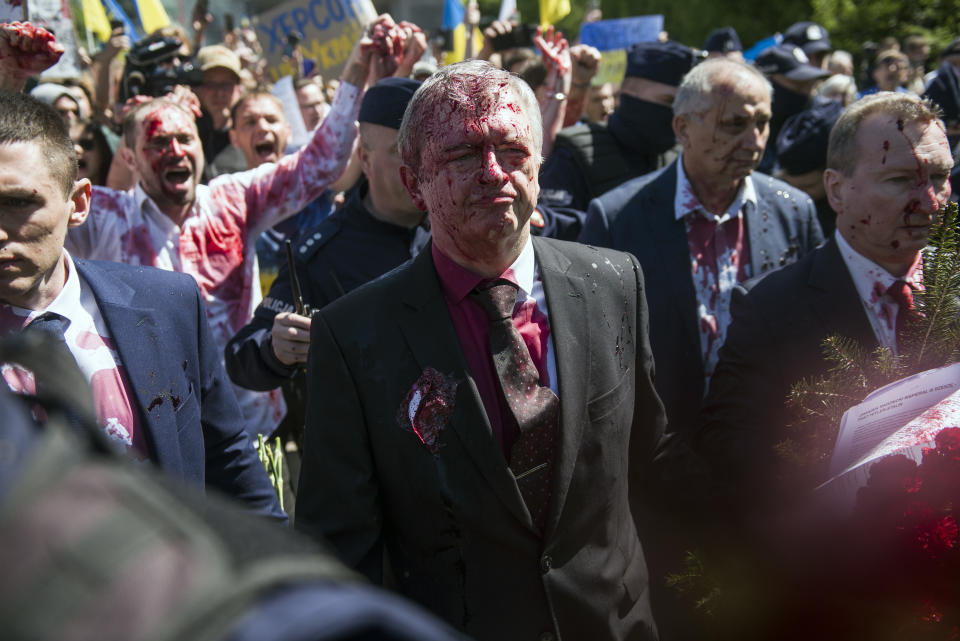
left=672, top=114, right=688, bottom=147
left=228, top=128, right=238, bottom=149
left=68, top=178, right=92, bottom=227
left=823, top=168, right=845, bottom=217
left=119, top=139, right=137, bottom=172
left=358, top=143, right=371, bottom=176
left=399, top=165, right=427, bottom=212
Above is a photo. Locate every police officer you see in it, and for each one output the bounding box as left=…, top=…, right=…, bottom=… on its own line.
left=781, top=20, right=832, bottom=69
left=538, top=40, right=699, bottom=211
left=702, top=26, right=743, bottom=61
left=775, top=96, right=845, bottom=235
left=225, top=78, right=425, bottom=402
left=754, top=43, right=830, bottom=173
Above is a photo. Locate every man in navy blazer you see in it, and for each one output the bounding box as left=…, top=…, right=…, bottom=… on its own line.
left=0, top=87, right=284, bottom=521
left=579, top=58, right=824, bottom=436
left=697, top=92, right=954, bottom=501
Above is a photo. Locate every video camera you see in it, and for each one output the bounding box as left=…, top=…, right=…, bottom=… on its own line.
left=120, top=35, right=203, bottom=102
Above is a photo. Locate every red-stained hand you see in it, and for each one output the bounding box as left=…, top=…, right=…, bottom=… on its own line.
left=395, top=20, right=427, bottom=78
left=535, top=26, right=571, bottom=78
left=342, top=14, right=403, bottom=88
left=0, top=22, right=64, bottom=87
left=169, top=85, right=202, bottom=119
left=368, top=15, right=404, bottom=79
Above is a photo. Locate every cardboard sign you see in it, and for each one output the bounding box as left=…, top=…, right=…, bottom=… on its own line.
left=0, top=0, right=26, bottom=23
left=579, top=15, right=663, bottom=52
left=29, top=0, right=82, bottom=78
left=255, top=0, right=377, bottom=83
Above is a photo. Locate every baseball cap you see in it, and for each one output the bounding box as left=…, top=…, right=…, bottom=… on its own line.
left=703, top=27, right=742, bottom=54
left=358, top=77, right=421, bottom=130
left=755, top=45, right=831, bottom=82
left=782, top=21, right=832, bottom=56
left=625, top=40, right=700, bottom=86
left=197, top=45, right=241, bottom=79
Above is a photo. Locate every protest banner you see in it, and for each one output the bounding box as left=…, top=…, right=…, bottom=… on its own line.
left=255, top=0, right=377, bottom=83
left=28, top=0, right=82, bottom=78
left=579, top=15, right=663, bottom=52
left=0, top=0, right=26, bottom=23
left=579, top=15, right=662, bottom=86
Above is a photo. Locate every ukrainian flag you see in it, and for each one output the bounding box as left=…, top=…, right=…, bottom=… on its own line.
left=133, top=0, right=171, bottom=35
left=539, top=0, right=570, bottom=27
left=81, top=0, right=112, bottom=41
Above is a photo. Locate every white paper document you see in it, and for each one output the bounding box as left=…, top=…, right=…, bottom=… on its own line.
left=817, top=362, right=960, bottom=507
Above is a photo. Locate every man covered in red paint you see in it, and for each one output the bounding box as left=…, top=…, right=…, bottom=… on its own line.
left=0, top=18, right=407, bottom=441
left=697, top=92, right=955, bottom=502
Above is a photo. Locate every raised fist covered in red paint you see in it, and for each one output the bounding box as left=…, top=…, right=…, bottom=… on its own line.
left=341, top=14, right=405, bottom=90
left=0, top=22, right=64, bottom=92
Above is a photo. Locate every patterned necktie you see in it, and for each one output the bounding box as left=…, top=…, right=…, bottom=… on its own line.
left=25, top=312, right=68, bottom=345
left=887, top=280, right=915, bottom=349
left=471, top=279, right=558, bottom=532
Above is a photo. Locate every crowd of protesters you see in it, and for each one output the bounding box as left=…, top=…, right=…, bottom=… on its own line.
left=1, top=6, right=960, bottom=641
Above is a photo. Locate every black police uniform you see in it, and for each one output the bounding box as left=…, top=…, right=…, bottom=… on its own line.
left=538, top=40, right=696, bottom=211
left=225, top=184, right=421, bottom=392
left=539, top=120, right=679, bottom=212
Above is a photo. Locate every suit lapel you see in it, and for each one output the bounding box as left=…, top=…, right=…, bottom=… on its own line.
left=533, top=238, right=587, bottom=538
left=643, top=166, right=701, bottom=362
left=396, top=248, right=533, bottom=529
left=75, top=261, right=183, bottom=474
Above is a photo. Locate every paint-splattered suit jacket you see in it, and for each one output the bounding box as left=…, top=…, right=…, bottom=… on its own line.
left=295, top=237, right=667, bottom=641
left=695, top=237, right=878, bottom=499
left=579, top=160, right=825, bottom=436
left=74, top=258, right=286, bottom=521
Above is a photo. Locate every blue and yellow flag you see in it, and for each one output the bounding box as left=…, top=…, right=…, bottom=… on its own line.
left=134, top=0, right=171, bottom=35
left=539, top=0, right=570, bottom=27
left=81, top=0, right=112, bottom=41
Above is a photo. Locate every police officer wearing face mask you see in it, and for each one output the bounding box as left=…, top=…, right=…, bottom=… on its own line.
left=539, top=40, right=700, bottom=211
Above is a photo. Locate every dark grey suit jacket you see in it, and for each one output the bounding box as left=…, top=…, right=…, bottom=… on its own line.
left=695, top=238, right=877, bottom=492
left=579, top=161, right=825, bottom=435
left=295, top=237, right=667, bottom=641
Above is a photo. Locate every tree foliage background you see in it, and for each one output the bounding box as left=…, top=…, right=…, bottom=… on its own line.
left=474, top=0, right=960, bottom=62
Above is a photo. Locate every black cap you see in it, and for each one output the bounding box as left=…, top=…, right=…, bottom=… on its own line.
left=358, top=77, right=421, bottom=129
left=755, top=45, right=831, bottom=81
left=703, top=27, right=742, bottom=54
left=782, top=21, right=831, bottom=56
left=625, top=40, right=699, bottom=86
left=776, top=97, right=844, bottom=174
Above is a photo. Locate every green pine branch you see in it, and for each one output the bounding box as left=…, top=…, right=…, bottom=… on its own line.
left=781, top=202, right=960, bottom=487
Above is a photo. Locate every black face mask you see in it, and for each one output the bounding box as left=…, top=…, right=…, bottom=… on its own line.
left=609, top=94, right=676, bottom=156
left=771, top=82, right=809, bottom=134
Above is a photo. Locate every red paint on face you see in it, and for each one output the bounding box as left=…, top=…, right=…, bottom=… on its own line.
left=835, top=114, right=953, bottom=273
left=410, top=89, right=540, bottom=268
left=135, top=103, right=203, bottom=214
left=680, top=73, right=771, bottom=192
